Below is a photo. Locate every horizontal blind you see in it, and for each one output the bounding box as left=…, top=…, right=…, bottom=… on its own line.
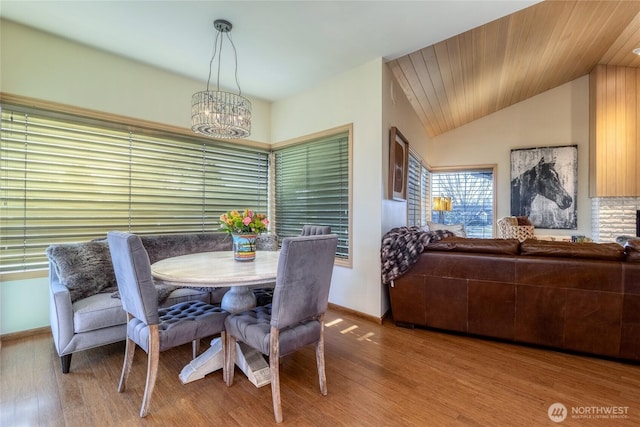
left=274, top=131, right=349, bottom=258
left=421, top=164, right=429, bottom=226
left=1, top=106, right=268, bottom=273
left=407, top=154, right=422, bottom=226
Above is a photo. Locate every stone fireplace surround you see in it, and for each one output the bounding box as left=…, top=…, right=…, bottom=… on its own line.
left=591, top=197, right=640, bottom=243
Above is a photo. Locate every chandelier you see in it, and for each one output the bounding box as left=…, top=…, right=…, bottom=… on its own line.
left=191, top=19, right=252, bottom=139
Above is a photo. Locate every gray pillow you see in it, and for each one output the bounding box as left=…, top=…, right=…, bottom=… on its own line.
left=46, top=240, right=117, bottom=303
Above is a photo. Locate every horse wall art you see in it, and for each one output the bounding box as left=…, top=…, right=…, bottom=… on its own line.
left=510, top=145, right=577, bottom=229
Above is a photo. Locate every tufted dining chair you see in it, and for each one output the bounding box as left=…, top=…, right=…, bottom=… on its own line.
left=300, top=224, right=332, bottom=236
left=224, top=234, right=338, bottom=423
left=107, top=231, right=228, bottom=417
left=252, top=226, right=331, bottom=307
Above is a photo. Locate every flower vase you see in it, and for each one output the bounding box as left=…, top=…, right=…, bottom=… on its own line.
left=231, top=233, right=257, bottom=261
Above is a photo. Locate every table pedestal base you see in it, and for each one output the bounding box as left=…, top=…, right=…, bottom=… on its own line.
left=235, top=342, right=271, bottom=387
left=178, top=338, right=271, bottom=387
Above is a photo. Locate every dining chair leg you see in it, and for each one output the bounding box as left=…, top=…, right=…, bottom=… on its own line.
left=118, top=314, right=136, bottom=393
left=269, top=327, right=283, bottom=423
left=225, top=332, right=237, bottom=386
left=118, top=336, right=136, bottom=393
left=140, top=324, right=160, bottom=418
left=316, top=319, right=327, bottom=396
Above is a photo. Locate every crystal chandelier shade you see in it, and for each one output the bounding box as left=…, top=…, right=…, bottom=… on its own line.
left=191, top=19, right=252, bottom=139
left=191, top=91, right=252, bottom=138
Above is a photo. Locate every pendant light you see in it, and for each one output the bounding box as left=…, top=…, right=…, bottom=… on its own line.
left=191, top=19, right=251, bottom=139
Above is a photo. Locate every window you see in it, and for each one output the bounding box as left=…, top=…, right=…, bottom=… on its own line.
left=407, top=153, right=428, bottom=227
left=273, top=127, right=350, bottom=261
left=430, top=168, right=495, bottom=238
left=1, top=105, right=269, bottom=274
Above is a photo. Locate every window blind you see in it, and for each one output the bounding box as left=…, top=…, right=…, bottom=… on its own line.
left=0, top=107, right=268, bottom=273
left=407, top=154, right=421, bottom=226
left=407, top=153, right=429, bottom=227
left=273, top=131, right=349, bottom=258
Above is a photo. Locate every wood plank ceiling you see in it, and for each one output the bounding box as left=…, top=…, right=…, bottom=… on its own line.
left=389, top=0, right=640, bottom=138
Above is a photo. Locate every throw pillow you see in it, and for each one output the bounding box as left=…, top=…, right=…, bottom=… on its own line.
left=426, top=221, right=467, bottom=237
left=46, top=240, right=117, bottom=303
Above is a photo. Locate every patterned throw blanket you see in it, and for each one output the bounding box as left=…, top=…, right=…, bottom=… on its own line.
left=381, top=226, right=453, bottom=284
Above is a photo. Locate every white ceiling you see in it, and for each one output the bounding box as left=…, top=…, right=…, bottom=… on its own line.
left=1, top=0, right=540, bottom=102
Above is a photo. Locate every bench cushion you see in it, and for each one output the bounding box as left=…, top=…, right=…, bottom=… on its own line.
left=73, top=288, right=211, bottom=333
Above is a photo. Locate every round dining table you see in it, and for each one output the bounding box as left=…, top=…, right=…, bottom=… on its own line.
left=150, top=250, right=280, bottom=387
left=151, top=250, right=280, bottom=313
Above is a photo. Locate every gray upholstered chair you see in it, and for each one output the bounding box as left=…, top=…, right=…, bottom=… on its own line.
left=251, top=225, right=331, bottom=306
left=224, top=234, right=338, bottom=423
left=300, top=224, right=331, bottom=236
left=107, top=231, right=228, bottom=417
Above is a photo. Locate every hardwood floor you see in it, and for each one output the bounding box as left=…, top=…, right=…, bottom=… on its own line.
left=1, top=308, right=639, bottom=426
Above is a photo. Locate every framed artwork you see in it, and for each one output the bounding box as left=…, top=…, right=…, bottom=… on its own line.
left=389, top=127, right=409, bottom=201
left=510, top=145, right=577, bottom=229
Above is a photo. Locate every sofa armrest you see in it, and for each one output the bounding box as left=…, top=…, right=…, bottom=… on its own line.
left=49, top=265, right=75, bottom=356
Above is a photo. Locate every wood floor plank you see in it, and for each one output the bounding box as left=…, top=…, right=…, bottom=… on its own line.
left=1, top=308, right=639, bottom=426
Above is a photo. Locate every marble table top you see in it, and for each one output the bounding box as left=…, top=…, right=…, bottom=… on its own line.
left=151, top=251, right=280, bottom=287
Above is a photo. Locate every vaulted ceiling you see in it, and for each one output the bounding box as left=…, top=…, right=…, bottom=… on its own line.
left=389, top=0, right=640, bottom=138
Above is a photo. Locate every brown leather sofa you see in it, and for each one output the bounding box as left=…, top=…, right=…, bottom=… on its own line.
left=388, top=237, right=640, bottom=362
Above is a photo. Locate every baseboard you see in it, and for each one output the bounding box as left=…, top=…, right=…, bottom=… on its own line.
left=1, top=308, right=386, bottom=339
left=0, top=326, right=50, bottom=342
left=328, top=303, right=385, bottom=325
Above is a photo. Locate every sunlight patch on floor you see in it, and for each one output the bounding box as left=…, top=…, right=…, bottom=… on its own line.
left=357, top=332, right=375, bottom=342
left=340, top=325, right=358, bottom=334
left=325, top=318, right=344, bottom=327
left=326, top=316, right=379, bottom=344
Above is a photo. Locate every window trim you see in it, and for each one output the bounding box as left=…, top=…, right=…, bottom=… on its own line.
left=0, top=93, right=270, bottom=151
left=429, top=164, right=497, bottom=237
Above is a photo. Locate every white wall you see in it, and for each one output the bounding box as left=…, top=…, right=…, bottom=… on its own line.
left=271, top=58, right=387, bottom=318
left=427, top=76, right=592, bottom=239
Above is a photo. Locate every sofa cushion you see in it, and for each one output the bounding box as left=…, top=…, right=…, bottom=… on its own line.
left=426, top=221, right=467, bottom=237
left=47, top=241, right=117, bottom=303
left=520, top=239, right=625, bottom=261
left=426, top=237, right=520, bottom=255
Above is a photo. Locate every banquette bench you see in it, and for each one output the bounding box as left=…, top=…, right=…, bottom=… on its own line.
left=47, top=232, right=275, bottom=373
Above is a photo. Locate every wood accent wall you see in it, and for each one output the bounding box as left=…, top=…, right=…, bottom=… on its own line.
left=589, top=65, right=640, bottom=197
left=390, top=1, right=640, bottom=138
